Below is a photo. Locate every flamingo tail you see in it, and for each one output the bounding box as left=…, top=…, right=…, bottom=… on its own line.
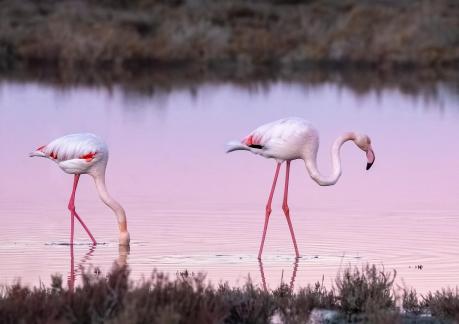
left=226, top=141, right=251, bottom=153
left=29, top=150, right=47, bottom=158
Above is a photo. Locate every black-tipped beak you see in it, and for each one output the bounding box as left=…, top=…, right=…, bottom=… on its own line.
left=366, top=148, right=375, bottom=170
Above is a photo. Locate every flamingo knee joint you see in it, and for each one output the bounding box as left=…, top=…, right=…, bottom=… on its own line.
left=282, top=205, right=290, bottom=214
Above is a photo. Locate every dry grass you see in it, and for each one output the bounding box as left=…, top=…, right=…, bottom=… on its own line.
left=336, top=265, right=396, bottom=315
left=274, top=278, right=336, bottom=323
left=0, top=0, right=458, bottom=71
left=1, top=264, right=459, bottom=323
left=403, top=287, right=459, bottom=322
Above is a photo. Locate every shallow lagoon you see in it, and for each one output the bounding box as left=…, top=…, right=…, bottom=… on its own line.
left=0, top=77, right=458, bottom=292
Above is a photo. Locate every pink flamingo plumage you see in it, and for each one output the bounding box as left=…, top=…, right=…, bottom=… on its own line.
left=227, top=117, right=375, bottom=259
left=30, top=133, right=130, bottom=246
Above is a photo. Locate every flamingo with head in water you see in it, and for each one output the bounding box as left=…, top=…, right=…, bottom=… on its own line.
left=226, top=117, right=375, bottom=259
left=30, top=133, right=130, bottom=246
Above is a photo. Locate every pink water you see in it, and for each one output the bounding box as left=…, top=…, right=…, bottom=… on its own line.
left=1, top=81, right=459, bottom=293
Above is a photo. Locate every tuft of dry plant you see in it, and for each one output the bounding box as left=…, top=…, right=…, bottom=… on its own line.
left=274, top=278, right=336, bottom=323
left=423, top=288, right=459, bottom=322
left=1, top=263, right=458, bottom=323
left=336, top=264, right=396, bottom=315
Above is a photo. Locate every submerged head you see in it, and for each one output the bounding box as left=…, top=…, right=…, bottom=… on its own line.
left=354, top=134, right=375, bottom=170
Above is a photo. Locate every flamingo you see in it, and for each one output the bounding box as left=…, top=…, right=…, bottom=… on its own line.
left=226, top=117, right=375, bottom=259
left=29, top=133, right=130, bottom=246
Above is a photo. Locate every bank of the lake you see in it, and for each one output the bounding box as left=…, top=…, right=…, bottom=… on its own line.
left=1, top=0, right=459, bottom=71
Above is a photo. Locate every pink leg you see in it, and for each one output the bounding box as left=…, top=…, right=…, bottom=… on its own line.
left=70, top=207, right=75, bottom=245
left=68, top=175, right=97, bottom=245
left=282, top=161, right=300, bottom=258
left=73, top=211, right=97, bottom=244
left=258, top=162, right=281, bottom=259
left=68, top=175, right=77, bottom=246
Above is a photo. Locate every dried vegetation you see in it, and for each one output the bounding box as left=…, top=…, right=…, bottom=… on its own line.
left=1, top=264, right=459, bottom=323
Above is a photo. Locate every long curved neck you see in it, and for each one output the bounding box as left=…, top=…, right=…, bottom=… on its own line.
left=303, top=132, right=355, bottom=186
left=93, top=172, right=128, bottom=234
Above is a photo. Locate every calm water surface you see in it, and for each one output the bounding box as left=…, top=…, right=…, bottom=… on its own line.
left=1, top=79, right=459, bottom=293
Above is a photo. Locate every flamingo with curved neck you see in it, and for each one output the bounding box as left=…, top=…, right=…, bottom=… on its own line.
left=30, top=133, right=130, bottom=246
left=227, top=117, right=375, bottom=259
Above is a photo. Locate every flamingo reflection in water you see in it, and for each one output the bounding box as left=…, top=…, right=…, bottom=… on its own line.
left=258, top=258, right=299, bottom=292
left=68, top=244, right=96, bottom=291
left=67, top=245, right=130, bottom=290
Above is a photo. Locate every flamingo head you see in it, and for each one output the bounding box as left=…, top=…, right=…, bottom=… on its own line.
left=354, top=134, right=375, bottom=170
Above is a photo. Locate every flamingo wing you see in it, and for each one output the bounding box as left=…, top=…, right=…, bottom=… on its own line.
left=34, top=133, right=106, bottom=162
left=248, top=118, right=313, bottom=148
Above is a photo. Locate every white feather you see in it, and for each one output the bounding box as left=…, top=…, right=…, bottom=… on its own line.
left=43, top=133, right=107, bottom=161
left=31, top=133, right=108, bottom=175
left=229, top=117, right=318, bottom=161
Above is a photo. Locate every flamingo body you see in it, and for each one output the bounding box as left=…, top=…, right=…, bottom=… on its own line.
left=30, top=133, right=129, bottom=246
left=32, top=133, right=108, bottom=175
left=228, top=117, right=319, bottom=161
left=227, top=117, right=375, bottom=259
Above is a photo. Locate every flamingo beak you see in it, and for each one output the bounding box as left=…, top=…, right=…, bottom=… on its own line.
left=366, top=147, right=375, bottom=170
